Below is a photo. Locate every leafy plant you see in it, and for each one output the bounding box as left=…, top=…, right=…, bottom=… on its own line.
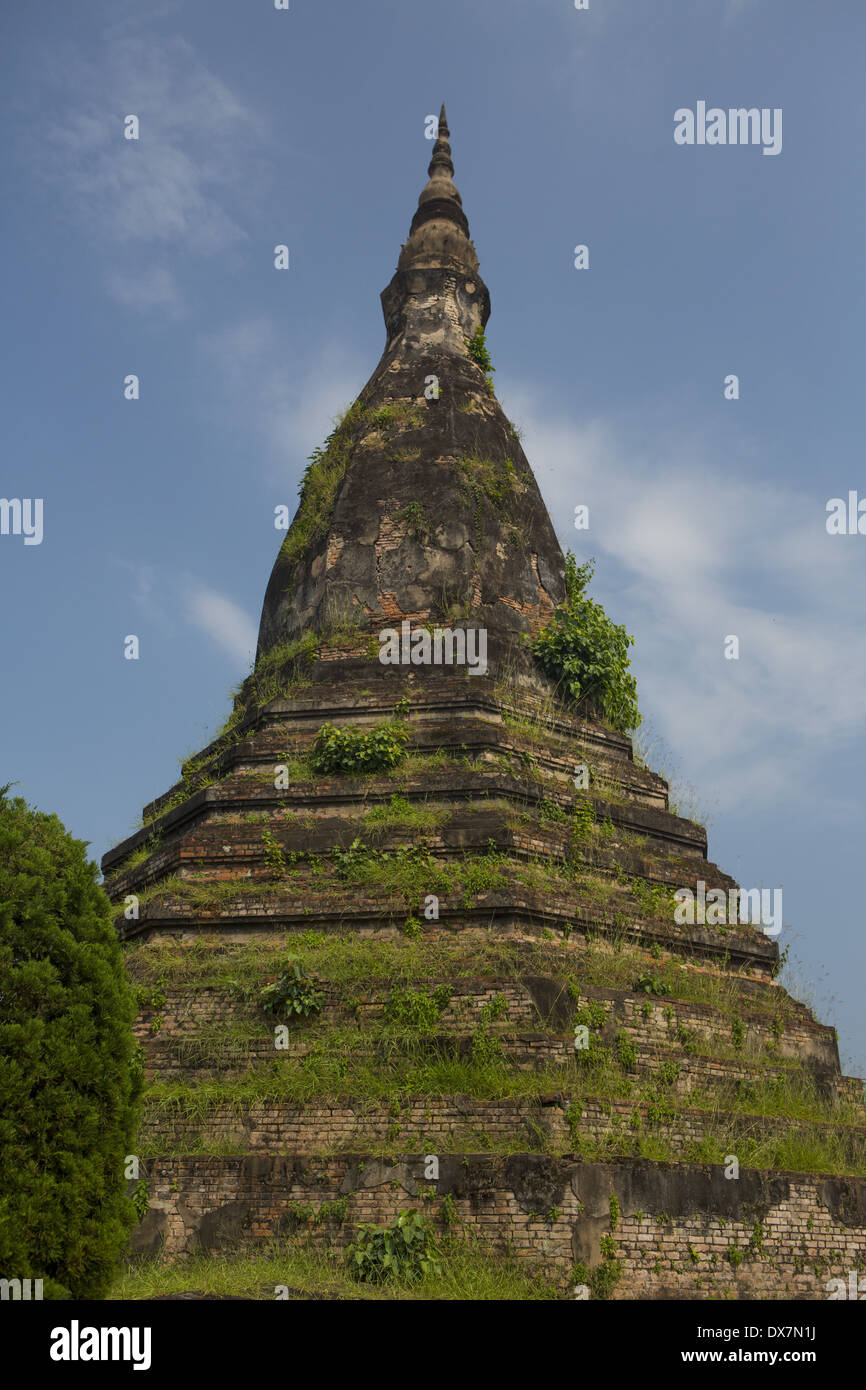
left=616, top=1030, right=637, bottom=1070
left=465, top=325, right=495, bottom=392
left=311, top=720, right=408, bottom=775
left=384, top=985, right=450, bottom=1030
left=531, top=551, right=640, bottom=733
left=439, top=1193, right=458, bottom=1227
left=346, top=1209, right=442, bottom=1284
left=471, top=1023, right=504, bottom=1066
left=261, top=828, right=285, bottom=875
left=130, top=1180, right=149, bottom=1223
left=259, top=957, right=323, bottom=1020
left=573, top=999, right=607, bottom=1030
left=633, top=972, right=666, bottom=996
left=479, top=993, right=508, bottom=1024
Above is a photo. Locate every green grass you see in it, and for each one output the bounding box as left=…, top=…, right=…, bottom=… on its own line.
left=109, top=1236, right=564, bottom=1301
left=362, top=794, right=451, bottom=835
left=124, top=930, right=793, bottom=1025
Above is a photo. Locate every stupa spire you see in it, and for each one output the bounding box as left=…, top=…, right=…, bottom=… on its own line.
left=408, top=104, right=469, bottom=238
left=382, top=104, right=489, bottom=349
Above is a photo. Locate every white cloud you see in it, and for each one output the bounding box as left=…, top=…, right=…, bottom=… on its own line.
left=120, top=560, right=255, bottom=666
left=37, top=34, right=262, bottom=252
left=28, top=31, right=266, bottom=313
left=500, top=381, right=866, bottom=816
left=199, top=317, right=367, bottom=482
left=183, top=582, right=257, bottom=665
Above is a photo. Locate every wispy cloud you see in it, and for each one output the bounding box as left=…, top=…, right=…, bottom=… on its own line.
left=199, top=316, right=366, bottom=481
left=501, top=382, right=866, bottom=817
left=183, top=582, right=257, bottom=665
left=29, top=31, right=265, bottom=310
left=120, top=560, right=256, bottom=667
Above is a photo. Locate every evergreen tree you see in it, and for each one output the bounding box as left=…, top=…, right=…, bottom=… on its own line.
left=0, top=788, right=141, bottom=1298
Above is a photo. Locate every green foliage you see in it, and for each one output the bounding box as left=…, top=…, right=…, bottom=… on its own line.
left=315, top=1198, right=348, bottom=1225
left=471, top=1023, right=504, bottom=1067
left=0, top=792, right=141, bottom=1298
left=395, top=501, right=430, bottom=540
left=570, top=799, right=596, bottom=843
left=280, top=402, right=366, bottom=570
left=574, top=999, right=607, bottom=1030
left=465, top=326, right=495, bottom=391
left=771, top=943, right=789, bottom=980
left=577, top=1235, right=624, bottom=1300
left=609, top=1194, right=620, bottom=1230
left=629, top=879, right=674, bottom=921
left=479, top=993, right=508, bottom=1024
left=311, top=720, right=409, bottom=775
left=732, top=1017, right=746, bottom=1050
left=346, top=1209, right=442, bottom=1284
left=439, top=1193, right=458, bottom=1227
left=616, top=1030, right=637, bottom=1070
left=633, top=972, right=667, bottom=996
left=727, top=1245, right=745, bottom=1268
left=261, top=828, right=286, bottom=875
left=531, top=551, right=640, bottom=733
left=259, top=957, right=323, bottom=1021
left=384, top=985, right=450, bottom=1031
left=130, top=1180, right=150, bottom=1223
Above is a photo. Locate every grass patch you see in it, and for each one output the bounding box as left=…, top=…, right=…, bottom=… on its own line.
left=110, top=1235, right=563, bottom=1301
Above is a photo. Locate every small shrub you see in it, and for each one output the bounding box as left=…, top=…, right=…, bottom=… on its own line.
left=259, top=957, right=323, bottom=1020
left=316, top=1198, right=349, bottom=1225
left=531, top=551, right=640, bottom=734
left=633, top=972, right=666, bottom=996
left=574, top=999, right=607, bottom=1031
left=439, top=1193, right=458, bottom=1227
left=346, top=1210, right=442, bottom=1284
left=465, top=325, right=495, bottom=392
left=471, top=1023, right=504, bottom=1066
left=479, top=993, right=508, bottom=1024
left=384, top=985, right=450, bottom=1031
left=616, top=1030, right=637, bottom=1070
left=261, top=828, right=285, bottom=875
left=311, top=721, right=408, bottom=775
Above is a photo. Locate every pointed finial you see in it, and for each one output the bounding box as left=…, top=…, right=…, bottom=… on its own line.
left=409, top=101, right=468, bottom=237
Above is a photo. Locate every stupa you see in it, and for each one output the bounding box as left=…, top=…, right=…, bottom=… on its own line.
left=103, top=109, right=866, bottom=1299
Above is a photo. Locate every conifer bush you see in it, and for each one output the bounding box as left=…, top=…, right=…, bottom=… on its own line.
left=0, top=789, right=141, bottom=1298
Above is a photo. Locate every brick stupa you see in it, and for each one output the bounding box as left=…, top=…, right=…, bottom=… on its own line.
left=104, top=109, right=866, bottom=1299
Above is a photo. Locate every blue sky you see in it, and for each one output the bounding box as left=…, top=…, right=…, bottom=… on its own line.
left=2, top=0, right=865, bottom=1070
